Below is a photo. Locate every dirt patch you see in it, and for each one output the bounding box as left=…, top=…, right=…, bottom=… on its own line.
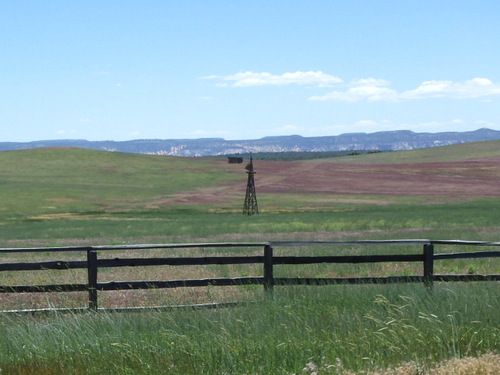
left=255, top=156, right=500, bottom=197
left=151, top=181, right=245, bottom=207
left=152, top=156, right=500, bottom=206
left=238, top=156, right=500, bottom=198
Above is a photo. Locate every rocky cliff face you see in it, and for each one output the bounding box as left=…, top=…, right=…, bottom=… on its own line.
left=1, top=128, right=499, bottom=156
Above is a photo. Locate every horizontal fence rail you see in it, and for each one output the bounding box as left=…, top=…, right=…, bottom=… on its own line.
left=0, top=240, right=499, bottom=313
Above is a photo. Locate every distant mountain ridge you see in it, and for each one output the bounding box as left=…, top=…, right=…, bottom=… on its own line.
left=1, top=128, right=499, bottom=157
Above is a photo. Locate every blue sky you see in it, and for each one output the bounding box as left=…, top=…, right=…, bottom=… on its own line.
left=1, top=1, right=499, bottom=141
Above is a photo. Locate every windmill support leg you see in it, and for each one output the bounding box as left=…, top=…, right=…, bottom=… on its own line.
left=243, top=171, right=258, bottom=215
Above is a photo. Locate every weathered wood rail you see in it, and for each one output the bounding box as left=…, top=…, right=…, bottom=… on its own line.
left=1, top=240, right=499, bottom=313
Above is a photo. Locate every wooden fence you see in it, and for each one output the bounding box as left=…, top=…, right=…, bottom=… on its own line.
left=1, top=239, right=499, bottom=313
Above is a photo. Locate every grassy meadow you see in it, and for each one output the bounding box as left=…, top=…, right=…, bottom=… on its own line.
left=1, top=143, right=499, bottom=246
left=1, top=284, right=499, bottom=374
left=0, top=142, right=499, bottom=374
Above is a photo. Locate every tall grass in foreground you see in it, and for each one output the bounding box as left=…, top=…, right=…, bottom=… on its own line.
left=1, top=283, right=498, bottom=374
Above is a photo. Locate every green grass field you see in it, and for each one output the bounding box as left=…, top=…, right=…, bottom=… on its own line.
left=1, top=284, right=498, bottom=374
left=1, top=143, right=499, bottom=246
left=0, top=143, right=499, bottom=374
left=322, top=139, right=500, bottom=164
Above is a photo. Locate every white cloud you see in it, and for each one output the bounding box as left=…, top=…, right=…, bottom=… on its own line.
left=204, top=71, right=500, bottom=102
left=350, top=78, right=391, bottom=87
left=309, top=84, right=398, bottom=102
left=202, top=71, right=342, bottom=87
left=310, top=77, right=500, bottom=102
left=401, top=78, right=500, bottom=99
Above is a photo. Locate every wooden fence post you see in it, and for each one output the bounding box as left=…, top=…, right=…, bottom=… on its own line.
left=423, top=244, right=434, bottom=290
left=87, top=250, right=98, bottom=311
left=263, top=245, right=274, bottom=295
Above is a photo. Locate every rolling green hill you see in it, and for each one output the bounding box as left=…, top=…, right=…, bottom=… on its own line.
left=1, top=143, right=499, bottom=375
left=322, top=139, right=500, bottom=164
left=0, top=141, right=499, bottom=246
left=0, top=148, right=241, bottom=217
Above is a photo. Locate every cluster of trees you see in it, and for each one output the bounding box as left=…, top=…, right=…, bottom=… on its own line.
left=215, top=150, right=383, bottom=161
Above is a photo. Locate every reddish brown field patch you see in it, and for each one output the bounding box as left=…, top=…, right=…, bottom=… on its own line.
left=161, top=156, right=500, bottom=205
left=254, top=156, right=500, bottom=197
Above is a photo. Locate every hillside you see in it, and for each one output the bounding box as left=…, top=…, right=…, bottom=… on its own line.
left=0, top=148, right=242, bottom=218
left=252, top=140, right=500, bottom=200
left=1, top=128, right=499, bottom=156
left=1, top=140, right=499, bottom=221
left=324, top=138, right=500, bottom=164
left=0, top=140, right=499, bottom=247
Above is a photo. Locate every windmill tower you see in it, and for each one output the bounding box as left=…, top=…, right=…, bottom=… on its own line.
left=243, top=154, right=259, bottom=215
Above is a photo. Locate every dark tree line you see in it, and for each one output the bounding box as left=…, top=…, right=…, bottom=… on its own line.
left=213, top=150, right=383, bottom=162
